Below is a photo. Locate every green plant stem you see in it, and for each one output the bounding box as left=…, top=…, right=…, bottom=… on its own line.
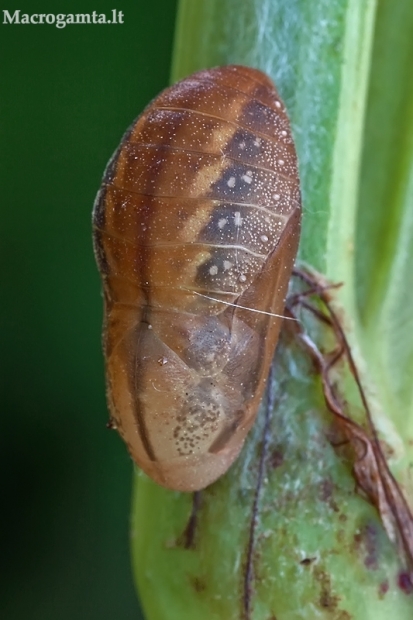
left=131, top=1, right=413, bottom=618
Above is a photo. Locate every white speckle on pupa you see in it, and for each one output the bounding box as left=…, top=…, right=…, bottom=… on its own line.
left=234, top=212, right=243, bottom=227
left=242, top=171, right=253, bottom=184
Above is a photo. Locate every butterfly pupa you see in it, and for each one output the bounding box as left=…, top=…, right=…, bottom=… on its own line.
left=93, top=65, right=301, bottom=492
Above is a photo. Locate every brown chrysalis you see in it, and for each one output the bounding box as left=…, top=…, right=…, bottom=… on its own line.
left=93, top=66, right=301, bottom=491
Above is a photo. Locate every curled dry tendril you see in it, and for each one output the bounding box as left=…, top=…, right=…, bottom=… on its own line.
left=287, top=267, right=413, bottom=580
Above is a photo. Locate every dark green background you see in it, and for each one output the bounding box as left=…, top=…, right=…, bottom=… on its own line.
left=0, top=2, right=177, bottom=618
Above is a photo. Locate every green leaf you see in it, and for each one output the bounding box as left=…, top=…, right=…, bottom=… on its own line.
left=356, top=0, right=413, bottom=441
left=131, top=1, right=413, bottom=618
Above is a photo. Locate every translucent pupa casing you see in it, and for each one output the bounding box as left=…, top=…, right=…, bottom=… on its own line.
left=93, top=65, right=301, bottom=491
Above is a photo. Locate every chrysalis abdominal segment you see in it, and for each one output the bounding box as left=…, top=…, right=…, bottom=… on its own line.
left=93, top=65, right=301, bottom=491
